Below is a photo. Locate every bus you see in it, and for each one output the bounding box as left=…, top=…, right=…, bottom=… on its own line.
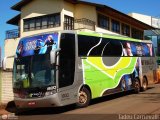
left=10, top=30, right=157, bottom=109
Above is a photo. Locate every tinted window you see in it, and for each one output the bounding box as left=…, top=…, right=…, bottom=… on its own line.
left=78, top=35, right=123, bottom=57
left=102, top=39, right=123, bottom=57
left=98, top=14, right=110, bottom=30
left=23, top=13, right=60, bottom=32
left=122, top=23, right=130, bottom=36
left=78, top=35, right=153, bottom=57
left=112, top=20, right=120, bottom=33
left=78, top=35, right=103, bottom=56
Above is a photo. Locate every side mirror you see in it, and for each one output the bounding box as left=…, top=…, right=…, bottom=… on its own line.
left=50, top=48, right=61, bottom=64
left=2, top=57, right=7, bottom=71
left=2, top=55, right=15, bottom=71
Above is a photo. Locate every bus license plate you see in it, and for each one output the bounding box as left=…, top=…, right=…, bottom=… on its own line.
left=28, top=101, right=36, bottom=106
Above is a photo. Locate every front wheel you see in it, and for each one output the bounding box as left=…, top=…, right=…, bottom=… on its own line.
left=133, top=78, right=140, bottom=94
left=76, top=87, right=91, bottom=108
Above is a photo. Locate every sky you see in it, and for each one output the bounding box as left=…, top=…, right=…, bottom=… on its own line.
left=0, top=0, right=160, bottom=59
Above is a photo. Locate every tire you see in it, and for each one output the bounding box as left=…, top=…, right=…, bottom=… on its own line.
left=133, top=78, right=140, bottom=94
left=76, top=87, right=91, bottom=108
left=141, top=77, right=148, bottom=91
left=15, top=107, right=28, bottom=115
left=121, top=79, right=127, bottom=91
left=15, top=108, right=23, bottom=115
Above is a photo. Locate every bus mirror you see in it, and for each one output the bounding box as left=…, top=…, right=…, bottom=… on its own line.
left=2, top=55, right=15, bottom=71
left=2, top=57, right=7, bottom=71
left=50, top=48, right=61, bottom=64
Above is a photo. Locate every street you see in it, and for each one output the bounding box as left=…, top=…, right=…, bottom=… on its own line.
left=4, top=84, right=160, bottom=120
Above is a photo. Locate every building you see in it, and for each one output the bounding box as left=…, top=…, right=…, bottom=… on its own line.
left=5, top=0, right=154, bottom=69
left=128, top=12, right=160, bottom=28
left=129, top=13, right=160, bottom=58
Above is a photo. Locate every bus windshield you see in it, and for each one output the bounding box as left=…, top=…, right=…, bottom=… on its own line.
left=13, top=54, right=55, bottom=89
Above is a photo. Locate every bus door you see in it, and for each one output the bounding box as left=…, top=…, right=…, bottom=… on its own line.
left=57, top=33, right=78, bottom=105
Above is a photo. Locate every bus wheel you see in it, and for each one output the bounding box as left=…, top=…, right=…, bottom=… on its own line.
left=76, top=87, right=91, bottom=108
left=121, top=79, right=127, bottom=91
left=141, top=77, right=148, bottom=91
left=133, top=78, right=140, bottom=94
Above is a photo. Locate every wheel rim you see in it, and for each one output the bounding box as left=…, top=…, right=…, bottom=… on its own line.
left=143, top=79, right=147, bottom=89
left=79, top=91, right=88, bottom=104
left=135, top=81, right=140, bottom=91
left=122, top=80, right=126, bottom=89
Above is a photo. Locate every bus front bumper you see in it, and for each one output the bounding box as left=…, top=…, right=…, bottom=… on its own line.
left=14, top=93, right=62, bottom=108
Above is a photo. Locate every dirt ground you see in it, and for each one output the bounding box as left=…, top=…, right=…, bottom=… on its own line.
left=0, top=105, right=10, bottom=115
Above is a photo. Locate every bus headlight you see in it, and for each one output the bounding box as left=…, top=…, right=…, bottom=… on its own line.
left=45, top=90, right=56, bottom=96
left=14, top=93, right=19, bottom=98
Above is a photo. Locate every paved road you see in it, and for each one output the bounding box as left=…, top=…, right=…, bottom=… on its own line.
left=7, top=84, right=160, bottom=120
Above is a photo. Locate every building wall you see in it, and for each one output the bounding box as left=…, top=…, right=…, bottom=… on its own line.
left=96, top=27, right=120, bottom=35
left=74, top=4, right=97, bottom=22
left=1, top=71, right=13, bottom=104
left=63, top=1, right=75, bottom=17
left=128, top=13, right=152, bottom=26
left=128, top=12, right=160, bottom=29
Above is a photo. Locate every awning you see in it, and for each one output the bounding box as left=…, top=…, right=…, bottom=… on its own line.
left=7, top=14, right=20, bottom=26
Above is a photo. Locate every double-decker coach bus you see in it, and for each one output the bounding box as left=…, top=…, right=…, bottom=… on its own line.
left=11, top=30, right=157, bottom=109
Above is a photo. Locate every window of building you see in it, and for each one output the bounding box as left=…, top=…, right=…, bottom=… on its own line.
left=48, top=16, right=54, bottom=28
left=131, top=28, right=143, bottom=39
left=122, top=23, right=130, bottom=36
left=64, top=15, right=74, bottom=30
left=42, top=17, right=48, bottom=29
left=29, top=19, right=35, bottom=31
left=111, top=19, right=120, bottom=33
left=23, top=13, right=60, bottom=32
left=24, top=20, right=29, bottom=32
left=55, top=15, right=60, bottom=26
left=98, top=14, right=110, bottom=30
left=35, top=18, right=41, bottom=30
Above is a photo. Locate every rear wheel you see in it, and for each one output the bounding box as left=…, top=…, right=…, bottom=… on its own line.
left=76, top=87, right=91, bottom=108
left=141, top=77, right=148, bottom=91
left=133, top=78, right=140, bottom=94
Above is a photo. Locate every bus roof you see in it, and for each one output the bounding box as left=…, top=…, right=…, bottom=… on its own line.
left=18, top=30, right=152, bottom=44
left=77, top=31, right=152, bottom=44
